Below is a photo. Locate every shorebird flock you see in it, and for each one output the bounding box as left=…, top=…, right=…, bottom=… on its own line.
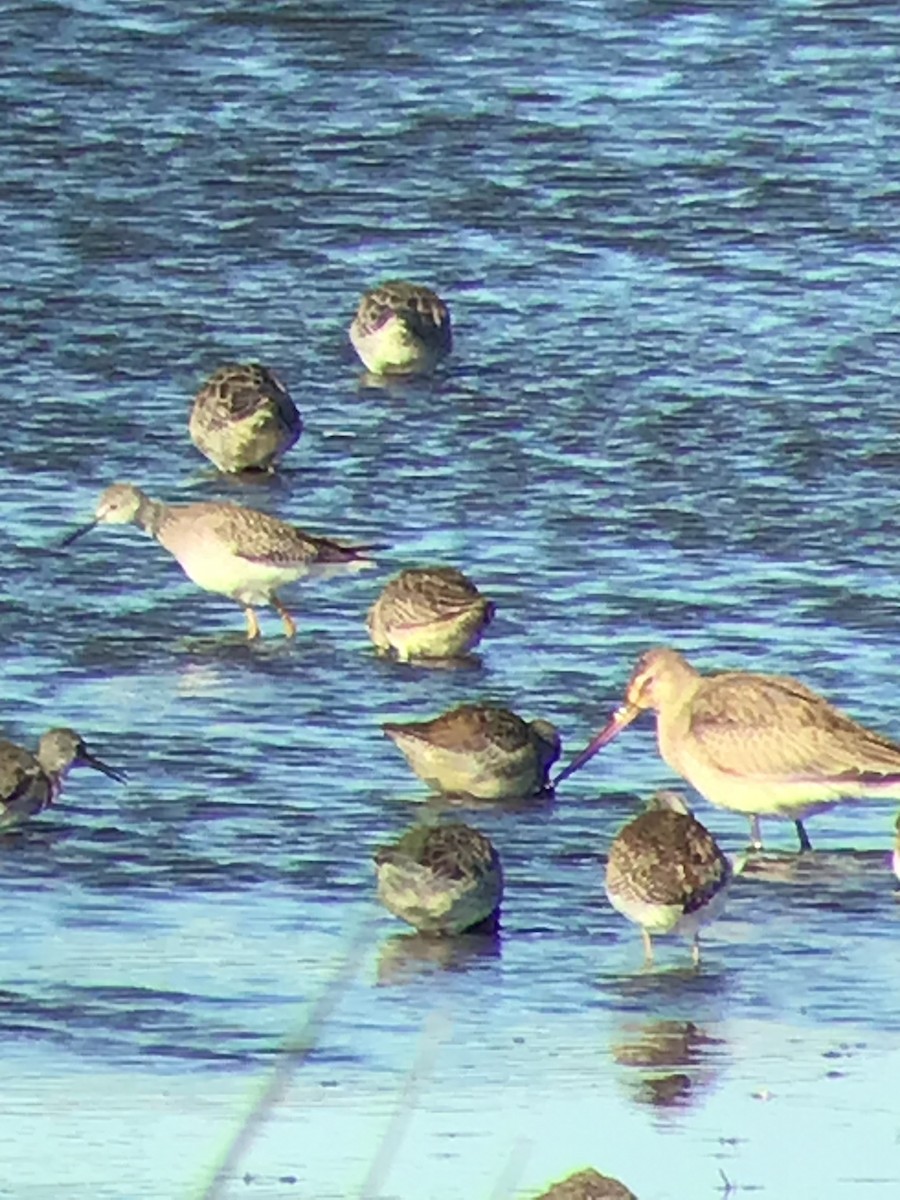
left=9, top=277, right=894, bottom=968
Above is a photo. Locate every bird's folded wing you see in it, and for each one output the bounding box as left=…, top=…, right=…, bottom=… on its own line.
left=688, top=675, right=900, bottom=783
left=210, top=512, right=318, bottom=566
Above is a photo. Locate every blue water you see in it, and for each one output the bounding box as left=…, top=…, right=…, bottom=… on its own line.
left=1, top=2, right=899, bottom=1197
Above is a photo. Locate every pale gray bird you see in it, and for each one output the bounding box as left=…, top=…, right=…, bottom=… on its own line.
left=557, top=646, right=900, bottom=851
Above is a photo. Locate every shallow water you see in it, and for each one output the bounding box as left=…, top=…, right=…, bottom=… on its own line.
left=1, top=1, right=899, bottom=1197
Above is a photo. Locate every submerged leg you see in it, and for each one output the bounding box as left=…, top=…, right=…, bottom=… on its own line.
left=272, top=594, right=297, bottom=638
left=795, top=819, right=813, bottom=853
left=641, top=927, right=654, bottom=965
left=244, top=607, right=261, bottom=640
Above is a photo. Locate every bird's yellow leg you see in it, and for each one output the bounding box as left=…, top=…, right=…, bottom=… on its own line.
left=245, top=608, right=262, bottom=640
left=641, top=928, right=654, bottom=965
left=272, top=595, right=297, bottom=638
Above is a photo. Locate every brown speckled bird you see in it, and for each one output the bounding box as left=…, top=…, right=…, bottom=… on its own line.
left=62, top=483, right=380, bottom=639
left=604, top=791, right=732, bottom=966
left=367, top=566, right=494, bottom=661
left=349, top=280, right=452, bottom=375
left=556, top=646, right=900, bottom=851
left=0, top=729, right=124, bottom=831
left=384, top=703, right=560, bottom=800
left=188, top=362, right=302, bottom=473
left=530, top=1168, right=638, bottom=1200
left=373, top=821, right=502, bottom=934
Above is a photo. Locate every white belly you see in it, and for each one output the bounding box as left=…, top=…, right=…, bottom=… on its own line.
left=174, top=541, right=303, bottom=605
left=659, top=732, right=900, bottom=820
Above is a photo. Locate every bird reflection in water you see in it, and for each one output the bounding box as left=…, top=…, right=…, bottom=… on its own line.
left=740, top=847, right=888, bottom=888
left=611, top=1019, right=725, bottom=1112
left=376, top=928, right=501, bottom=987
left=738, top=847, right=894, bottom=925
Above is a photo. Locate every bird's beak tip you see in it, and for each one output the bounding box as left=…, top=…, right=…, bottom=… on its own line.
left=59, top=520, right=98, bottom=549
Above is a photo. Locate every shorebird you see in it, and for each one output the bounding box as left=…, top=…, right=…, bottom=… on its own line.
left=604, top=791, right=732, bottom=966
left=62, top=482, right=380, bottom=639
left=349, top=280, right=452, bottom=375
left=0, top=728, right=124, bottom=830
left=556, top=646, right=900, bottom=851
left=383, top=703, right=560, bottom=800
left=188, top=362, right=302, bottom=474
left=531, top=1168, right=638, bottom=1200
left=367, top=566, right=494, bottom=661
left=373, top=821, right=503, bottom=934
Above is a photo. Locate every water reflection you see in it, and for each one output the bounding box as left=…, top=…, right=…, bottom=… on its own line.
left=375, top=928, right=502, bottom=986
left=740, top=848, right=890, bottom=889
left=371, top=651, right=487, bottom=674
left=611, top=1018, right=726, bottom=1113
left=420, top=787, right=558, bottom=816
left=184, top=466, right=296, bottom=494
left=600, top=963, right=732, bottom=1003
left=177, top=634, right=300, bottom=668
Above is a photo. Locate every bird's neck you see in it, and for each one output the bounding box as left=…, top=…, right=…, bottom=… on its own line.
left=654, top=677, right=702, bottom=763
left=34, top=760, right=65, bottom=795
left=132, top=494, right=170, bottom=539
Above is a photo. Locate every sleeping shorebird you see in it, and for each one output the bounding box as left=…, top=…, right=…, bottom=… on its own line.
left=0, top=728, right=124, bottom=830
left=61, top=483, right=380, bottom=639
left=367, top=566, right=495, bottom=662
left=604, top=791, right=732, bottom=966
left=531, top=1168, right=638, bottom=1200
left=349, top=280, right=452, bottom=375
left=373, top=821, right=503, bottom=934
left=188, top=362, right=302, bottom=474
left=384, top=703, right=560, bottom=801
left=556, top=646, right=900, bottom=851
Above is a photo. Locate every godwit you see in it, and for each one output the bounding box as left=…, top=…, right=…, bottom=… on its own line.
left=556, top=646, right=900, bottom=851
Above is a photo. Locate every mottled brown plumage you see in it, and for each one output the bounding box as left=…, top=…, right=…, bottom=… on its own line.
left=531, top=1168, right=639, bottom=1200
left=605, top=791, right=732, bottom=965
left=373, top=821, right=502, bottom=934
left=189, top=363, right=302, bottom=473
left=0, top=729, right=124, bottom=831
left=383, top=703, right=560, bottom=800
left=367, top=566, right=494, bottom=661
left=349, top=280, right=452, bottom=375
left=557, top=646, right=900, bottom=850
left=62, top=482, right=379, bottom=639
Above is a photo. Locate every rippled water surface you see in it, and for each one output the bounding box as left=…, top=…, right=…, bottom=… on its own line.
left=2, top=2, right=900, bottom=1197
